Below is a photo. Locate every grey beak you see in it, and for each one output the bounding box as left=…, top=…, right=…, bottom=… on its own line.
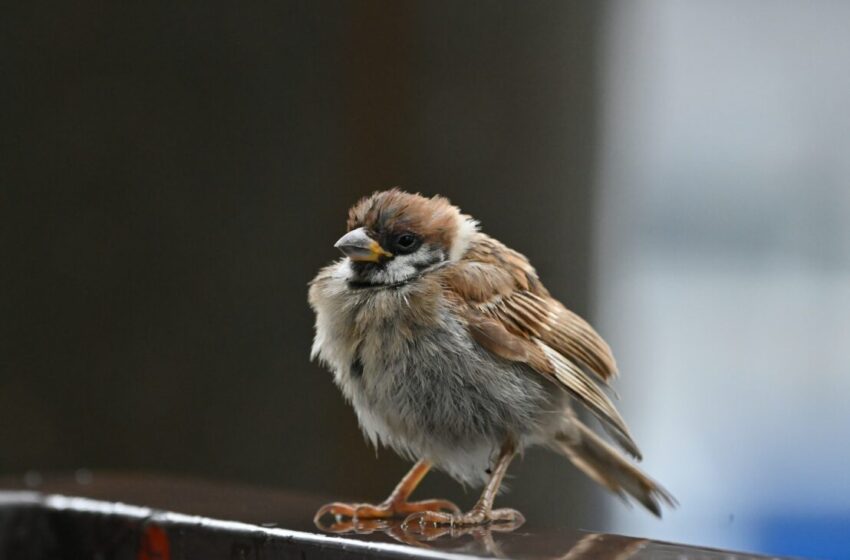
left=334, top=227, right=392, bottom=262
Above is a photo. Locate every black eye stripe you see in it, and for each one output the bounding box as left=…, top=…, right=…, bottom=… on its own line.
left=412, top=252, right=442, bottom=272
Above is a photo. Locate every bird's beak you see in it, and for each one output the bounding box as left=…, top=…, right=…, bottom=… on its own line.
left=334, top=227, right=393, bottom=262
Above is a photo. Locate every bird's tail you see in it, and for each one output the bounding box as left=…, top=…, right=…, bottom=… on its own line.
left=553, top=421, right=677, bottom=517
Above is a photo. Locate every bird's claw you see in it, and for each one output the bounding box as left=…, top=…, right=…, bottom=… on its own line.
left=314, top=498, right=461, bottom=530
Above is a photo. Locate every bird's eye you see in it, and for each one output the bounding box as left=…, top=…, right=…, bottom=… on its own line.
left=396, top=234, right=415, bottom=247
left=392, top=232, right=420, bottom=253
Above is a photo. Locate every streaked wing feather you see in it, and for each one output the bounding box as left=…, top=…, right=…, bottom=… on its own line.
left=515, top=292, right=619, bottom=382
left=443, top=235, right=639, bottom=459
left=537, top=342, right=641, bottom=459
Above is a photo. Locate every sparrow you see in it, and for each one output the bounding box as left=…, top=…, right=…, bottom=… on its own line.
left=309, top=189, right=675, bottom=529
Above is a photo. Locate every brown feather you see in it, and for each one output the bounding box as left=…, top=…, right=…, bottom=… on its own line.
left=464, top=312, right=533, bottom=363
left=346, top=188, right=462, bottom=249
left=555, top=421, right=676, bottom=517
left=442, top=234, right=638, bottom=458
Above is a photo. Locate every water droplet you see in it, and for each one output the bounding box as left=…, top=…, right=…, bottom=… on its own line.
left=75, top=468, right=93, bottom=485
left=23, top=470, right=42, bottom=488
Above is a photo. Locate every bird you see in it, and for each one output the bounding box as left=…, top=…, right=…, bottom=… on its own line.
left=309, top=189, right=675, bottom=529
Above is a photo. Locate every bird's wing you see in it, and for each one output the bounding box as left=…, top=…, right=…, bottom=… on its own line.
left=442, top=236, right=641, bottom=459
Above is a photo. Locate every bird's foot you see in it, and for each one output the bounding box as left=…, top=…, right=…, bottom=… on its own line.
left=314, top=498, right=460, bottom=529
left=401, top=507, right=525, bottom=533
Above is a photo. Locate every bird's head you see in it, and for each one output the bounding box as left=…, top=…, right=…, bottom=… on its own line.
left=335, top=189, right=478, bottom=286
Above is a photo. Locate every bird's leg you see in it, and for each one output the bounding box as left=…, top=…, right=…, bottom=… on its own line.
left=402, top=441, right=525, bottom=530
left=314, top=459, right=460, bottom=526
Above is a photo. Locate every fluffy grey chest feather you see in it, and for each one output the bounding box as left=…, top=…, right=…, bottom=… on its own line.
left=311, top=276, right=554, bottom=482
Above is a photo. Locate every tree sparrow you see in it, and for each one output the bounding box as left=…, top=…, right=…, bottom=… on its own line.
left=309, top=189, right=675, bottom=529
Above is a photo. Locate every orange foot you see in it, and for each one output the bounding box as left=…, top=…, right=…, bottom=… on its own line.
left=402, top=507, right=525, bottom=532
left=314, top=498, right=460, bottom=526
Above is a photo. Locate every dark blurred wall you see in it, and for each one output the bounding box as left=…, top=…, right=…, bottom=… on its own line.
left=1, top=2, right=604, bottom=527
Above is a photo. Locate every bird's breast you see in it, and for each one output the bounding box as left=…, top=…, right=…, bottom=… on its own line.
left=310, top=264, right=553, bottom=469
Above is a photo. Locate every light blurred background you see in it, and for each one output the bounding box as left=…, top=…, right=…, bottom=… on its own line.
left=2, top=2, right=848, bottom=559
left=597, top=3, right=850, bottom=558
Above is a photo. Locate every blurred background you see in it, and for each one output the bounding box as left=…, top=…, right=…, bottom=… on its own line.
left=2, top=2, right=848, bottom=559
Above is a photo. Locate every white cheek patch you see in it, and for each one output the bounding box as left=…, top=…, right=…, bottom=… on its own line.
left=449, top=216, right=479, bottom=261
left=382, top=256, right=418, bottom=284
left=359, top=246, right=445, bottom=285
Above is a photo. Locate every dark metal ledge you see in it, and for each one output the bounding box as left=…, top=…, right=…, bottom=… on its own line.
left=0, top=475, right=784, bottom=559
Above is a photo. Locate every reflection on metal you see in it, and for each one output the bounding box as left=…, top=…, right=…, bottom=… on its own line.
left=1, top=492, right=476, bottom=560
left=314, top=517, right=648, bottom=560
left=0, top=475, right=786, bottom=559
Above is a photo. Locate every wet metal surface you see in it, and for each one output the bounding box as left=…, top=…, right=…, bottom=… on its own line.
left=0, top=474, right=783, bottom=559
